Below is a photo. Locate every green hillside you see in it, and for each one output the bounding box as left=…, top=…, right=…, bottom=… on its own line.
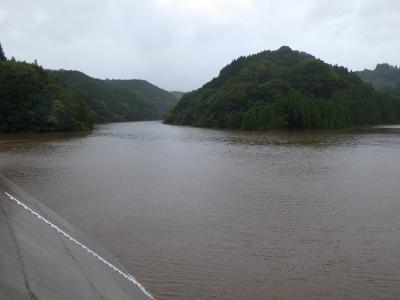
left=105, top=79, right=177, bottom=117
left=49, top=70, right=177, bottom=123
left=0, top=60, right=93, bottom=133
left=165, top=46, right=400, bottom=130
left=356, top=64, right=400, bottom=97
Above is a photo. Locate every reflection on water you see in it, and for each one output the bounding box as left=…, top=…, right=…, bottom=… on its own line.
left=1, top=121, right=400, bottom=300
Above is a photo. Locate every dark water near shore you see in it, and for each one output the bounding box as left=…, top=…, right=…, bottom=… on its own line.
left=1, top=121, right=400, bottom=300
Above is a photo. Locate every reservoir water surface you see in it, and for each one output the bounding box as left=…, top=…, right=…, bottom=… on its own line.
left=1, top=121, right=400, bottom=300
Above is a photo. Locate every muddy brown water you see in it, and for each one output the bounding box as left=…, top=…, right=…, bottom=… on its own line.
left=1, top=121, right=400, bottom=300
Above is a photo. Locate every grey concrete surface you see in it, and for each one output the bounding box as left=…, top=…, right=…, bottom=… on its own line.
left=0, top=175, right=153, bottom=300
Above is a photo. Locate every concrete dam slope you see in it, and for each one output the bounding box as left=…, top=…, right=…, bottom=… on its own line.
left=0, top=175, right=153, bottom=300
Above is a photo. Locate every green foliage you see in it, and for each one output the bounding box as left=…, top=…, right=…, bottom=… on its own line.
left=165, top=47, right=400, bottom=130
left=0, top=60, right=94, bottom=133
left=391, top=81, right=400, bottom=97
left=48, top=70, right=178, bottom=123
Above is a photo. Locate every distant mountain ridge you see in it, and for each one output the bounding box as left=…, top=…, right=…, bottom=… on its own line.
left=355, top=63, right=400, bottom=97
left=105, top=79, right=178, bottom=117
left=165, top=46, right=400, bottom=130
left=355, top=63, right=400, bottom=89
left=49, top=70, right=178, bottom=123
left=170, top=91, right=185, bottom=100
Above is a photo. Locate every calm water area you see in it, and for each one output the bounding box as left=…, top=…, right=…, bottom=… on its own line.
left=1, top=121, right=400, bottom=299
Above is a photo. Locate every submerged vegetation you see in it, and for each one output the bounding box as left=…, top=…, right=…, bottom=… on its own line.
left=165, top=46, right=400, bottom=130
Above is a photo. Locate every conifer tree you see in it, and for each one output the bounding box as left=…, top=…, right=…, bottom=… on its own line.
left=0, top=42, right=6, bottom=61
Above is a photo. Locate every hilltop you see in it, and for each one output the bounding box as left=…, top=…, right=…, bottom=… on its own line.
left=356, top=64, right=400, bottom=97
left=165, top=47, right=400, bottom=130
left=356, top=63, right=400, bottom=89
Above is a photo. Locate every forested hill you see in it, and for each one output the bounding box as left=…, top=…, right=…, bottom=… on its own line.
left=355, top=64, right=400, bottom=97
left=49, top=70, right=178, bottom=123
left=0, top=60, right=93, bottom=133
left=105, top=79, right=178, bottom=117
left=165, top=46, right=400, bottom=130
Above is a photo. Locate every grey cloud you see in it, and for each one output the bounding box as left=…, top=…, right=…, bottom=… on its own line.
left=0, top=0, right=399, bottom=91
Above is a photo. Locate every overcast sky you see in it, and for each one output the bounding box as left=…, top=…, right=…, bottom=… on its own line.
left=1, top=0, right=399, bottom=91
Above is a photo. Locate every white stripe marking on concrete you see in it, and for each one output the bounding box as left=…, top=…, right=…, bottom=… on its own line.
left=4, top=191, right=155, bottom=300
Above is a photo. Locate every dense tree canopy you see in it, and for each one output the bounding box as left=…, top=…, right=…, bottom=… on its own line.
left=0, top=60, right=94, bottom=133
left=165, top=47, right=400, bottom=130
left=390, top=82, right=400, bottom=97
left=48, top=70, right=178, bottom=123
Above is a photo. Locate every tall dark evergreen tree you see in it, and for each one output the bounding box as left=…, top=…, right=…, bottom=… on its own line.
left=0, top=42, right=6, bottom=61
